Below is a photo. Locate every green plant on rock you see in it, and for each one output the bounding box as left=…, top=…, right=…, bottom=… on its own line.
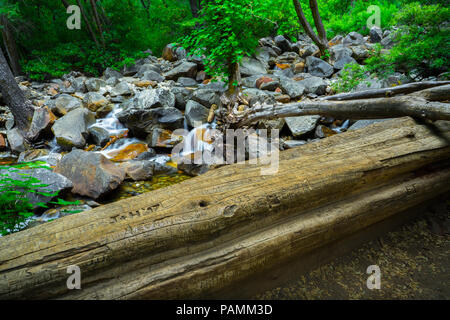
left=332, top=63, right=371, bottom=93
left=0, top=162, right=79, bottom=236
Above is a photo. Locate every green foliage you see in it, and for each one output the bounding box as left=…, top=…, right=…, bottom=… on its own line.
left=181, top=0, right=272, bottom=84
left=0, top=162, right=79, bottom=236
left=331, top=63, right=371, bottom=93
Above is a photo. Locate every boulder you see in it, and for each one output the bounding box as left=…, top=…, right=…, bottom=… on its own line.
left=178, top=77, right=198, bottom=87
left=55, top=149, right=125, bottom=199
left=52, top=94, right=83, bottom=116
left=6, top=128, right=28, bottom=153
left=369, top=26, right=383, bottom=43
left=134, top=88, right=176, bottom=109
left=146, top=128, right=182, bottom=148
left=349, top=119, right=392, bottom=131
left=85, top=78, right=106, bottom=92
left=150, top=107, right=184, bottom=129
left=142, top=70, right=165, bottom=82
left=138, top=64, right=162, bottom=77
left=191, top=89, right=221, bottom=107
left=274, top=35, right=292, bottom=52
left=240, top=57, right=267, bottom=77
left=299, top=43, right=319, bottom=59
left=171, top=86, right=192, bottom=111
left=351, top=45, right=370, bottom=61
left=83, top=92, right=109, bottom=112
left=51, top=108, right=95, bottom=149
left=17, top=149, right=49, bottom=163
left=185, top=100, right=209, bottom=127
left=279, top=77, right=305, bottom=99
left=306, top=56, right=334, bottom=78
left=162, top=44, right=179, bottom=62
left=27, top=106, right=56, bottom=141
left=103, top=67, right=122, bottom=79
left=260, top=81, right=280, bottom=91
left=343, top=32, right=365, bottom=46
left=119, top=160, right=154, bottom=181
left=380, top=33, right=395, bottom=49
left=285, top=115, right=320, bottom=137
left=88, top=126, right=111, bottom=147
left=164, top=62, right=197, bottom=81
left=110, top=81, right=132, bottom=97
left=242, top=88, right=277, bottom=108
left=330, top=44, right=357, bottom=70
left=71, top=77, right=86, bottom=93
left=299, top=77, right=327, bottom=95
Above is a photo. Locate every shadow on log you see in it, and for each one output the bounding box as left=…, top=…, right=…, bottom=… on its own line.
left=0, top=117, right=449, bottom=299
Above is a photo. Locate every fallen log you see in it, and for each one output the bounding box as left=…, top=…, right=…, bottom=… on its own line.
left=237, top=95, right=450, bottom=127
left=322, top=80, right=450, bottom=101
left=0, top=117, right=449, bottom=299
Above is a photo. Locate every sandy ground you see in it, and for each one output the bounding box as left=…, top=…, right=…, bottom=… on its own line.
left=255, top=194, right=450, bottom=300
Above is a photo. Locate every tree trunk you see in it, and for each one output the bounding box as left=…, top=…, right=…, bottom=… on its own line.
left=89, top=0, right=106, bottom=47
left=0, top=46, right=34, bottom=132
left=237, top=88, right=450, bottom=127
left=0, top=117, right=449, bottom=299
left=0, top=15, right=22, bottom=76
left=189, top=0, right=200, bottom=17
left=75, top=0, right=100, bottom=48
left=292, top=0, right=328, bottom=54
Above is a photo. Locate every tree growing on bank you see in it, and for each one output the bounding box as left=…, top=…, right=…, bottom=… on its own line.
left=181, top=0, right=271, bottom=101
left=0, top=45, right=34, bottom=132
left=292, top=0, right=328, bottom=55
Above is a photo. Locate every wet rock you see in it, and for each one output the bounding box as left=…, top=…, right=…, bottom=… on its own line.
left=185, top=100, right=209, bottom=127
left=107, top=143, right=149, bottom=162
left=55, top=149, right=125, bottom=199
left=274, top=35, right=292, bottom=53
left=85, top=78, right=106, bottom=92
left=52, top=94, right=83, bottom=116
left=298, top=76, right=328, bottom=95
left=110, top=81, right=132, bottom=97
left=370, top=26, right=383, bottom=43
left=52, top=108, right=95, bottom=149
left=83, top=92, right=109, bottom=112
left=88, top=126, right=110, bottom=147
left=164, top=61, right=197, bottom=81
left=33, top=204, right=92, bottom=224
left=104, top=67, right=122, bottom=79
left=119, top=160, right=154, bottom=181
left=285, top=115, right=320, bottom=137
left=306, top=56, right=334, bottom=78
left=71, top=77, right=87, bottom=93
left=151, top=107, right=184, bottom=129
left=343, top=32, right=365, bottom=46
left=142, top=70, right=165, bottom=82
left=0, top=167, right=73, bottom=207
left=178, top=163, right=210, bottom=177
left=178, top=77, right=198, bottom=87
left=279, top=77, right=305, bottom=99
left=146, top=128, right=183, bottom=148
left=6, top=128, right=28, bottom=153
left=134, top=149, right=157, bottom=160
left=315, top=125, right=337, bottom=138
left=240, top=57, right=267, bottom=77
left=27, top=106, right=56, bottom=141
left=348, top=119, right=392, bottom=131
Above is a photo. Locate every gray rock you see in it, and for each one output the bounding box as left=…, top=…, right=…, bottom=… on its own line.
left=110, top=81, right=132, bottom=97
left=122, top=64, right=138, bottom=76
left=6, top=128, right=28, bottom=153
left=260, top=81, right=280, bottom=91
left=178, top=77, right=198, bottom=86
left=306, top=56, right=334, bottom=78
left=138, top=64, right=162, bottom=77
left=343, top=32, right=365, bottom=46
left=119, top=160, right=154, bottom=181
left=150, top=107, right=184, bottom=129
left=106, top=77, right=119, bottom=87
left=298, top=76, right=328, bottom=95
left=299, top=43, right=319, bottom=59
left=185, top=100, right=209, bottom=127
left=330, top=35, right=344, bottom=45
left=164, top=61, right=197, bottom=81
left=242, top=88, right=277, bottom=108
left=240, top=57, right=267, bottom=77
left=171, top=86, right=193, bottom=111
left=274, top=35, right=292, bottom=52
left=85, top=78, right=106, bottom=92
left=0, top=167, right=73, bottom=207
left=279, top=77, right=305, bottom=99
left=191, top=89, right=221, bottom=107
left=71, top=77, right=87, bottom=93
left=88, top=126, right=110, bottom=147
left=330, top=44, right=357, bottom=70
left=134, top=149, right=157, bottom=160
left=52, top=108, right=96, bottom=149
left=27, top=106, right=55, bottom=141
left=104, top=68, right=122, bottom=79
left=142, top=70, right=165, bottom=82
left=283, top=140, right=307, bottom=149
left=255, top=46, right=278, bottom=65
left=134, top=88, right=176, bottom=109
left=369, top=26, right=383, bottom=43
left=285, top=115, right=320, bottom=137
left=381, top=33, right=395, bottom=49
left=351, top=45, right=370, bottom=61
left=52, top=94, right=83, bottom=116
left=55, top=149, right=125, bottom=199
left=83, top=92, right=109, bottom=112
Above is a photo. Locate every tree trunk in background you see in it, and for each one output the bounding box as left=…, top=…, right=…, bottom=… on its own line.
left=0, top=47, right=34, bottom=132
left=189, top=0, right=200, bottom=17
left=0, top=15, right=22, bottom=76
left=90, top=0, right=106, bottom=47
left=74, top=0, right=100, bottom=48
left=292, top=0, right=329, bottom=54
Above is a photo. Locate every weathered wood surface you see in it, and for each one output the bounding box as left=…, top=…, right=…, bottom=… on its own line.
left=1, top=117, right=449, bottom=299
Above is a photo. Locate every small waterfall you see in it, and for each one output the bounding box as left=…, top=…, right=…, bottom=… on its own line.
left=180, top=122, right=217, bottom=158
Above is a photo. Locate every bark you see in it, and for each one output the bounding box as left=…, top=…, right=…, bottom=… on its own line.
left=89, top=0, right=106, bottom=47
left=0, top=46, right=34, bottom=132
left=323, top=81, right=450, bottom=101
left=309, top=0, right=327, bottom=45
left=0, top=15, right=21, bottom=76
left=75, top=0, right=100, bottom=48
left=189, top=0, right=200, bottom=17
left=0, top=118, right=449, bottom=299
left=292, top=0, right=328, bottom=54
left=237, top=90, right=450, bottom=127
